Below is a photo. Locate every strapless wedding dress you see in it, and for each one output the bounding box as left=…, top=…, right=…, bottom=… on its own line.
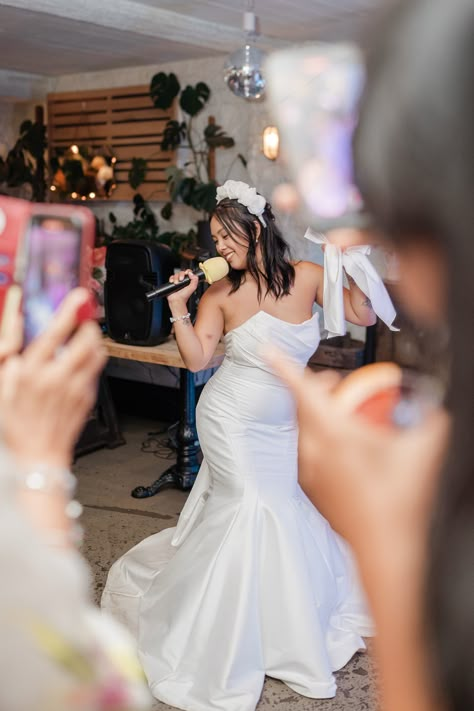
left=102, top=311, right=373, bottom=711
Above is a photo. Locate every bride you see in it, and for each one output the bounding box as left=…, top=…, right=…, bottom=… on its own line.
left=102, top=180, right=376, bottom=711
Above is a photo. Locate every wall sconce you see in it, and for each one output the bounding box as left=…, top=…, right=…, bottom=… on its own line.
left=262, top=125, right=279, bottom=161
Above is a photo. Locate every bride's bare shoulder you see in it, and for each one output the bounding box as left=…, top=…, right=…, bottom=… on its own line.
left=293, top=260, right=324, bottom=279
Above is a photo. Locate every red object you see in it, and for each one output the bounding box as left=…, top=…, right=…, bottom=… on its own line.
left=76, top=293, right=97, bottom=323
left=0, top=195, right=95, bottom=336
left=354, top=385, right=401, bottom=426
left=92, top=245, right=107, bottom=267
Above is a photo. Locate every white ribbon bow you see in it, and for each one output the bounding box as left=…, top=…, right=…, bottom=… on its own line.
left=305, top=227, right=399, bottom=338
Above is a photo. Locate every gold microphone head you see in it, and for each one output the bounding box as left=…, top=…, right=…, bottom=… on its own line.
left=199, top=256, right=229, bottom=284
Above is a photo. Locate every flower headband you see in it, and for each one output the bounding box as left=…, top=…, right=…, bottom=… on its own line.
left=215, top=180, right=267, bottom=227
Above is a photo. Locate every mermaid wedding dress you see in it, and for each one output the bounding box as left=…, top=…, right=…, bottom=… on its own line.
left=101, top=310, right=373, bottom=711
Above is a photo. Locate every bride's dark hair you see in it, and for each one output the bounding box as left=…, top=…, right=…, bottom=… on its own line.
left=211, top=197, right=295, bottom=301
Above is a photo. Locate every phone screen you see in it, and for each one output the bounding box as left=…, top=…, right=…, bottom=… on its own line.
left=21, top=215, right=82, bottom=345
left=266, top=43, right=368, bottom=230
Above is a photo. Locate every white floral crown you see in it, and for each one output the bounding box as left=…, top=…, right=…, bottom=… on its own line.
left=215, top=180, right=267, bottom=227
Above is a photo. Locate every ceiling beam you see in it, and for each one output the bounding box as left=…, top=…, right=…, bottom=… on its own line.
left=0, top=0, right=290, bottom=52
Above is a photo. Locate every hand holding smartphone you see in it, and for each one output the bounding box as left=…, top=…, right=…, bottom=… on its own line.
left=266, top=43, right=369, bottom=231
left=0, top=196, right=95, bottom=347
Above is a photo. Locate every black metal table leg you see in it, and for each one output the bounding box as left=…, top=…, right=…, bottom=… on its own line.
left=363, top=322, right=378, bottom=365
left=131, top=368, right=200, bottom=498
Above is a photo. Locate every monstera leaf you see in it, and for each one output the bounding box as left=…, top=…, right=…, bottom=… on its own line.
left=128, top=157, right=147, bottom=190
left=179, top=82, right=211, bottom=117
left=178, top=177, right=198, bottom=205
left=150, top=72, right=180, bottom=110
left=165, top=165, right=186, bottom=200
left=161, top=120, right=187, bottom=151
left=160, top=201, right=173, bottom=220
left=204, top=123, right=235, bottom=149
left=189, top=181, right=218, bottom=213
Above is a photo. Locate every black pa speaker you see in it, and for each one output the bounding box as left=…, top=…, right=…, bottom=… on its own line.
left=105, top=240, right=176, bottom=346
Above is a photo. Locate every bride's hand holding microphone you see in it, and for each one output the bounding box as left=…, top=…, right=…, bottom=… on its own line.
left=167, top=269, right=200, bottom=309
left=164, top=258, right=229, bottom=372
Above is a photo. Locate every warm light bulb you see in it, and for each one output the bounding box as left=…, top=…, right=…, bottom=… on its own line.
left=50, top=185, right=56, bottom=191
left=262, top=126, right=279, bottom=161
left=71, top=192, right=78, bottom=199
left=70, top=144, right=79, bottom=155
left=88, top=192, right=96, bottom=199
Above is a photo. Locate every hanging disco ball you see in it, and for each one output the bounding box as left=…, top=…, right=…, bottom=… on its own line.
left=224, top=44, right=266, bottom=101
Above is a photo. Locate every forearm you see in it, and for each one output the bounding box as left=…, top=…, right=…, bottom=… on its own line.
left=357, top=533, right=441, bottom=711
left=168, top=299, right=207, bottom=372
left=14, top=458, right=79, bottom=549
left=345, top=274, right=377, bottom=326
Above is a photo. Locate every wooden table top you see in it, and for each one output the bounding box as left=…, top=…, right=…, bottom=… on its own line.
left=103, top=336, right=226, bottom=370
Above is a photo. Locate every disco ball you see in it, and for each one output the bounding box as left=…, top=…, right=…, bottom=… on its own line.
left=224, top=44, right=266, bottom=101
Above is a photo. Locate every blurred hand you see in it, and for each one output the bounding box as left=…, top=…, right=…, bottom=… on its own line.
left=0, top=288, right=107, bottom=469
left=326, top=227, right=383, bottom=250
left=167, top=269, right=199, bottom=305
left=265, top=348, right=450, bottom=555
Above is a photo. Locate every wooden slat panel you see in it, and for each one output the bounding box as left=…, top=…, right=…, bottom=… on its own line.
left=112, top=183, right=169, bottom=201
left=115, top=170, right=168, bottom=182
left=52, top=124, right=110, bottom=141
left=113, top=145, right=172, bottom=160
left=110, top=135, right=166, bottom=146
left=51, top=85, right=148, bottom=101
left=109, top=96, right=156, bottom=111
left=110, top=109, right=170, bottom=123
left=51, top=112, right=109, bottom=127
left=47, top=84, right=176, bottom=203
left=108, top=120, right=167, bottom=138
left=49, top=99, right=110, bottom=114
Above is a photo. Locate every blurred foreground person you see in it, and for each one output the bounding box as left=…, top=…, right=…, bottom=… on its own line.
left=0, top=288, right=151, bottom=711
left=267, top=0, right=474, bottom=709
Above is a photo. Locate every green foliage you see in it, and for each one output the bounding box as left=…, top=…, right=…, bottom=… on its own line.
left=106, top=193, right=159, bottom=243
left=147, top=72, right=236, bottom=222
left=150, top=72, right=180, bottom=110
left=161, top=121, right=187, bottom=151
left=104, top=194, right=195, bottom=255
left=160, top=228, right=197, bottom=255
left=204, top=123, right=235, bottom=149
left=0, top=118, right=47, bottom=198
left=179, top=82, right=211, bottom=117
left=128, top=157, right=147, bottom=190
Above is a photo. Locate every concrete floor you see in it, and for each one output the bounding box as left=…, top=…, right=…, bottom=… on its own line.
left=75, top=415, right=379, bottom=711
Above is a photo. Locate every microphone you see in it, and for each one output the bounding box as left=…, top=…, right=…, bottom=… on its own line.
left=146, top=256, right=229, bottom=301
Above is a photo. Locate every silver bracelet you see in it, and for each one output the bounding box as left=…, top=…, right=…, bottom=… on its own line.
left=21, top=465, right=77, bottom=496
left=170, top=312, right=191, bottom=324
left=19, top=464, right=84, bottom=547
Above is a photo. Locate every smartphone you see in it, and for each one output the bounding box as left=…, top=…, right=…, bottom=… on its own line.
left=0, top=196, right=95, bottom=345
left=266, top=43, right=369, bottom=230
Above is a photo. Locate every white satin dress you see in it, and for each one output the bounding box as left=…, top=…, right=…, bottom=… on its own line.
left=101, top=311, right=373, bottom=711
